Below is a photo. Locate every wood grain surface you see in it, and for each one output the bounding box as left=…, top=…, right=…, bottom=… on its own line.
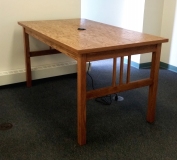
left=18, top=19, right=168, bottom=54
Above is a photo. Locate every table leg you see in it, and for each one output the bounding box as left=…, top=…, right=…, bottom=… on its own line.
left=77, top=55, right=87, bottom=145
left=23, top=28, right=32, bottom=87
left=147, top=44, right=162, bottom=123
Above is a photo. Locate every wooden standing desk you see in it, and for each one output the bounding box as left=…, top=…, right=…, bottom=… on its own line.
left=18, top=19, right=168, bottom=145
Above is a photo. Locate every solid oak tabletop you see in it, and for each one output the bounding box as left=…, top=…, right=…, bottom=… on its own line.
left=18, top=19, right=168, bottom=54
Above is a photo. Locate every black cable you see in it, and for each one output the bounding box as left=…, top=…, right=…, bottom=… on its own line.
left=87, top=62, right=112, bottom=105
left=87, top=62, right=95, bottom=90
left=95, top=95, right=112, bottom=105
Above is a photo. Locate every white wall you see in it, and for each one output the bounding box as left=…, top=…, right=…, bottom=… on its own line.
left=0, top=0, right=81, bottom=85
left=143, top=0, right=164, bottom=36
left=0, top=1, right=80, bottom=71
left=161, top=0, right=177, bottom=68
left=1, top=0, right=176, bottom=86
left=81, top=0, right=144, bottom=31
left=81, top=0, right=124, bottom=26
left=141, top=0, right=164, bottom=64
left=82, top=0, right=177, bottom=69
left=81, top=0, right=145, bottom=64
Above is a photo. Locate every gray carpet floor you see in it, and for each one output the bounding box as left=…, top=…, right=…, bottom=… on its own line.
left=0, top=59, right=177, bottom=160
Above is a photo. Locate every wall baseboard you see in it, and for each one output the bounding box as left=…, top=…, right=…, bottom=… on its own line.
left=160, top=62, right=177, bottom=73
left=0, top=61, right=77, bottom=86
left=139, top=62, right=177, bottom=73
left=124, top=59, right=151, bottom=69
left=1, top=60, right=176, bottom=86
left=124, top=59, right=177, bottom=73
